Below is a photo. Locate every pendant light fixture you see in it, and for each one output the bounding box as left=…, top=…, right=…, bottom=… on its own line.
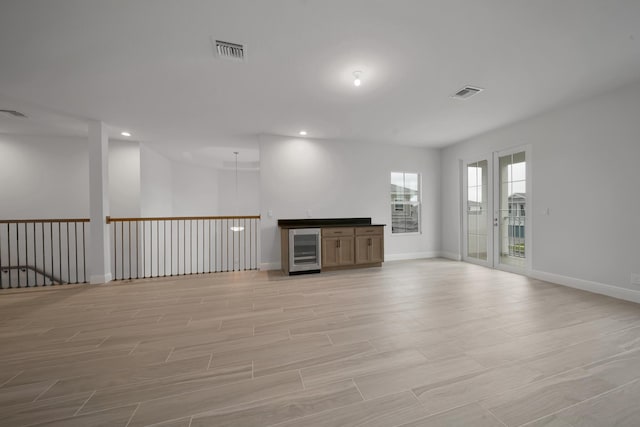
left=353, top=71, right=362, bottom=87
left=230, top=151, right=245, bottom=232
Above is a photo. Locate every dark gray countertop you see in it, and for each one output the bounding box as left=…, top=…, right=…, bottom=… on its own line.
left=277, top=218, right=386, bottom=229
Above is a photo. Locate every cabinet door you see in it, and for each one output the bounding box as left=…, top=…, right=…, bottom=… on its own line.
left=322, top=237, right=354, bottom=267
left=338, top=237, right=354, bottom=265
left=355, top=235, right=384, bottom=264
left=369, top=235, right=383, bottom=263
left=322, top=237, right=340, bottom=267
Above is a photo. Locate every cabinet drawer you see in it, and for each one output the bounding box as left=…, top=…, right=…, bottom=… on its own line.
left=322, top=227, right=354, bottom=237
left=355, top=226, right=383, bottom=236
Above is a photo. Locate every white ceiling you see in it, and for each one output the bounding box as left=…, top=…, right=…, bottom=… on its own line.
left=1, top=0, right=639, bottom=161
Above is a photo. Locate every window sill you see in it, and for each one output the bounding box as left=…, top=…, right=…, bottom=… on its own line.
left=391, top=232, right=421, bottom=236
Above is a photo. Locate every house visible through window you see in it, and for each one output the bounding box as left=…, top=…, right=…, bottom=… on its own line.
left=390, top=172, right=421, bottom=234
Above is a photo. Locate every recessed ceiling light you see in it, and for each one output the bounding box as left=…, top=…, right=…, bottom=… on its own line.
left=121, top=131, right=131, bottom=137
left=353, top=71, right=362, bottom=87
left=299, top=130, right=307, bottom=136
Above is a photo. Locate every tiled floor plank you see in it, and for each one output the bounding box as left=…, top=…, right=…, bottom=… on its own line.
left=0, top=260, right=639, bottom=426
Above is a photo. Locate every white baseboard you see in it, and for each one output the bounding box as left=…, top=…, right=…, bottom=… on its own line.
left=90, top=273, right=113, bottom=284
left=385, top=251, right=440, bottom=262
left=261, top=252, right=440, bottom=270
left=260, top=262, right=281, bottom=271
left=529, top=269, right=640, bottom=304
left=439, top=251, right=462, bottom=261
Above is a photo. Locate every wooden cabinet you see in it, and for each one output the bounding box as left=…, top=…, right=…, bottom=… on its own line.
left=321, top=226, right=384, bottom=270
left=322, top=228, right=354, bottom=268
left=355, top=227, right=384, bottom=264
left=279, top=221, right=384, bottom=274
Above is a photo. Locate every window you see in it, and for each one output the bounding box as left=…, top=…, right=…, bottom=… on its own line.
left=390, top=172, right=421, bottom=234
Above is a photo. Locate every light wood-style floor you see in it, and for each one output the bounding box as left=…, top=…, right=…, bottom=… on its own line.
left=2, top=259, right=640, bottom=427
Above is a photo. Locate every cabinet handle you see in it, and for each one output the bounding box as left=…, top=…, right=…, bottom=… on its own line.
left=337, top=240, right=340, bottom=249
left=368, top=238, right=372, bottom=246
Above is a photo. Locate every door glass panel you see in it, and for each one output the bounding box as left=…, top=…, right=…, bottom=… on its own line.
left=466, top=160, right=488, bottom=261
left=293, top=234, right=318, bottom=264
left=498, top=152, right=526, bottom=267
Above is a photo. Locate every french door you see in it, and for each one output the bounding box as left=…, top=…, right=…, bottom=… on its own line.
left=463, top=146, right=531, bottom=272
left=462, top=159, right=492, bottom=267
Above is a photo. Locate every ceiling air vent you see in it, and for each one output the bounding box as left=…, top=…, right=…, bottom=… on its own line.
left=0, top=109, right=27, bottom=118
left=213, top=39, right=246, bottom=62
left=452, top=86, right=483, bottom=100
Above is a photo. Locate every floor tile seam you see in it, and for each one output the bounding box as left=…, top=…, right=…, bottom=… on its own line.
left=399, top=398, right=491, bottom=427
left=354, top=396, right=428, bottom=427
left=64, top=330, right=82, bottom=342
left=478, top=401, right=514, bottom=427
left=73, top=389, right=96, bottom=416
left=250, top=341, right=372, bottom=377
left=597, top=321, right=640, bottom=342
left=576, top=346, right=640, bottom=374
left=32, top=379, right=58, bottom=402
left=80, top=367, right=299, bottom=416
left=325, top=333, right=334, bottom=345
left=408, top=357, right=561, bottom=408
left=296, top=346, right=408, bottom=381
left=206, top=353, right=214, bottom=370
left=516, top=343, right=640, bottom=385
left=517, top=377, right=640, bottom=427
left=297, top=369, right=304, bottom=390
left=514, top=335, right=628, bottom=367
left=0, top=343, right=138, bottom=367
left=124, top=402, right=140, bottom=427
left=351, top=377, right=366, bottom=401
left=43, top=366, right=211, bottom=406
left=128, top=341, right=141, bottom=356
left=468, top=335, right=612, bottom=370
left=0, top=370, right=23, bottom=388
left=96, top=335, right=111, bottom=348
left=263, top=387, right=408, bottom=427
left=164, top=348, right=175, bottom=363
left=164, top=378, right=308, bottom=425
left=504, top=320, right=640, bottom=345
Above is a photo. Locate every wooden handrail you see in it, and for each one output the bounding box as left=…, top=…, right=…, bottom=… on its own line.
left=106, top=215, right=261, bottom=223
left=0, top=218, right=90, bottom=224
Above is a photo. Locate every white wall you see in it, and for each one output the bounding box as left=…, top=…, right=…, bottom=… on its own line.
left=0, top=134, right=144, bottom=219
left=441, top=79, right=640, bottom=299
left=259, top=134, right=441, bottom=269
left=217, top=169, right=260, bottom=216
left=140, top=143, right=172, bottom=216
left=108, top=140, right=140, bottom=217
left=171, top=161, right=218, bottom=216
left=0, top=134, right=89, bottom=218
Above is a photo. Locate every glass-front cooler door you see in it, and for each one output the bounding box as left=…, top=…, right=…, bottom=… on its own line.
left=289, top=228, right=321, bottom=271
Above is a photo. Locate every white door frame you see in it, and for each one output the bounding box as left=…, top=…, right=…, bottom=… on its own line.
left=461, top=156, right=493, bottom=268
left=492, top=145, right=533, bottom=274
left=460, top=145, right=532, bottom=272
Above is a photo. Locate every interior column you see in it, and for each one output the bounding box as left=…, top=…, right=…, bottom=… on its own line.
left=88, top=120, right=112, bottom=284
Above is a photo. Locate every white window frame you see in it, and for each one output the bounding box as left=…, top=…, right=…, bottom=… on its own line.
left=390, top=172, right=422, bottom=235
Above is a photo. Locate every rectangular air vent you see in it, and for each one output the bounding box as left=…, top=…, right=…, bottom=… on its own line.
left=213, top=39, right=246, bottom=61
left=0, top=109, right=27, bottom=118
left=452, top=86, right=483, bottom=100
